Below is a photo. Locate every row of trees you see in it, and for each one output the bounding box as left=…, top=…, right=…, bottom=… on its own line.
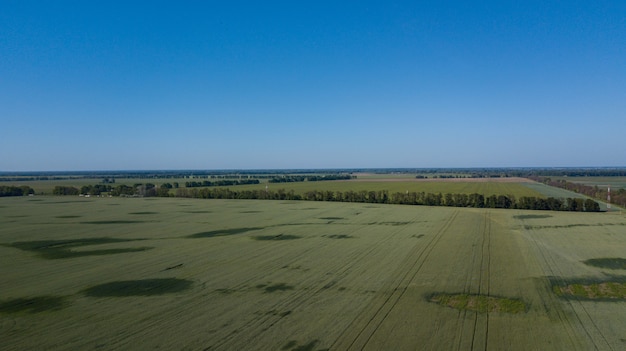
left=47, top=182, right=602, bottom=212
left=530, top=176, right=626, bottom=208
left=0, top=185, right=35, bottom=197
left=185, top=179, right=260, bottom=187
left=268, top=174, right=354, bottom=183
left=172, top=188, right=601, bottom=212
left=80, top=184, right=113, bottom=195
left=52, top=186, right=80, bottom=195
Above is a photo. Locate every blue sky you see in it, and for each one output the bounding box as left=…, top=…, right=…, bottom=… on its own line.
left=1, top=1, right=625, bottom=171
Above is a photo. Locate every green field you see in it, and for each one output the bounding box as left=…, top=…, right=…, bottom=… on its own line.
left=2, top=196, right=626, bottom=350
left=553, top=177, right=626, bottom=190
left=2, top=176, right=543, bottom=198
left=242, top=179, right=544, bottom=198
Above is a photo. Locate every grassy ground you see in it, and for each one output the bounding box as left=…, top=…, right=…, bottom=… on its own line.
left=1, top=197, right=626, bottom=350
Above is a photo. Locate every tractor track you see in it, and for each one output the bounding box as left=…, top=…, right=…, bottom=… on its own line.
left=520, top=218, right=611, bottom=350
left=207, top=210, right=418, bottom=350
left=332, top=210, right=460, bottom=350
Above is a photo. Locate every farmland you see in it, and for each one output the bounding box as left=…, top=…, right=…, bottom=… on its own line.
left=1, top=175, right=544, bottom=199
left=2, top=196, right=626, bottom=350
left=552, top=177, right=626, bottom=191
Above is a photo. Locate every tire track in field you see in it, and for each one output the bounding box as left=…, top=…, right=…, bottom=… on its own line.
left=454, top=211, right=491, bottom=351
left=470, top=211, right=491, bottom=351
left=332, top=210, right=460, bottom=351
left=207, top=210, right=414, bottom=350
left=454, top=211, right=484, bottom=351
left=520, top=218, right=610, bottom=350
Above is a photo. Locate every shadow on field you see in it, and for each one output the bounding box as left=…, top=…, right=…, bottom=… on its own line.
left=80, top=220, right=146, bottom=224
left=257, top=283, right=294, bottom=293
left=550, top=276, right=626, bottom=301
left=281, top=339, right=322, bottom=351
left=323, top=234, right=354, bottom=239
left=0, top=296, right=68, bottom=314
left=3, top=238, right=151, bottom=259
left=514, top=214, right=553, bottom=220
left=583, top=258, right=626, bottom=270
left=252, top=234, right=301, bottom=241
left=83, top=278, right=193, bottom=297
left=187, top=227, right=264, bottom=238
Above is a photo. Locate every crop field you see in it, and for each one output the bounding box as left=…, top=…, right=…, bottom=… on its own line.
left=521, top=182, right=592, bottom=199
left=235, top=179, right=543, bottom=199
left=2, top=197, right=626, bottom=350
left=2, top=176, right=543, bottom=199
left=552, top=177, right=626, bottom=191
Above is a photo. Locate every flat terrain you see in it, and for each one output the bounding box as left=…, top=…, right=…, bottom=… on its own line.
left=1, top=175, right=542, bottom=198
left=552, top=177, right=626, bottom=190
left=238, top=179, right=543, bottom=198
left=2, top=197, right=626, bottom=350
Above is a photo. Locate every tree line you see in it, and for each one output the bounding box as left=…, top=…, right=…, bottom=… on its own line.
left=185, top=179, right=260, bottom=187
left=48, top=183, right=602, bottom=212
left=0, top=185, right=35, bottom=197
left=529, top=176, right=625, bottom=208
left=268, top=174, right=354, bottom=183
left=172, top=188, right=601, bottom=212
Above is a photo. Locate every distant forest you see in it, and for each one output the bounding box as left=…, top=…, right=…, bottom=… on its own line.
left=2, top=167, right=626, bottom=182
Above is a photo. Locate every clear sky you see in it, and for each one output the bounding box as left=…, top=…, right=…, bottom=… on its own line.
left=1, top=1, right=625, bottom=171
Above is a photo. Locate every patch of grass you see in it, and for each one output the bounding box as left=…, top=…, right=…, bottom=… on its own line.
left=583, top=258, right=626, bottom=270
left=429, top=293, right=527, bottom=314
left=4, top=238, right=150, bottom=259
left=0, top=296, right=67, bottom=314
left=83, top=278, right=193, bottom=297
left=252, top=234, right=301, bottom=241
left=524, top=223, right=626, bottom=230
left=128, top=211, right=158, bottom=215
left=552, top=277, right=626, bottom=300
left=514, top=214, right=553, bottom=219
left=188, top=227, right=264, bottom=238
